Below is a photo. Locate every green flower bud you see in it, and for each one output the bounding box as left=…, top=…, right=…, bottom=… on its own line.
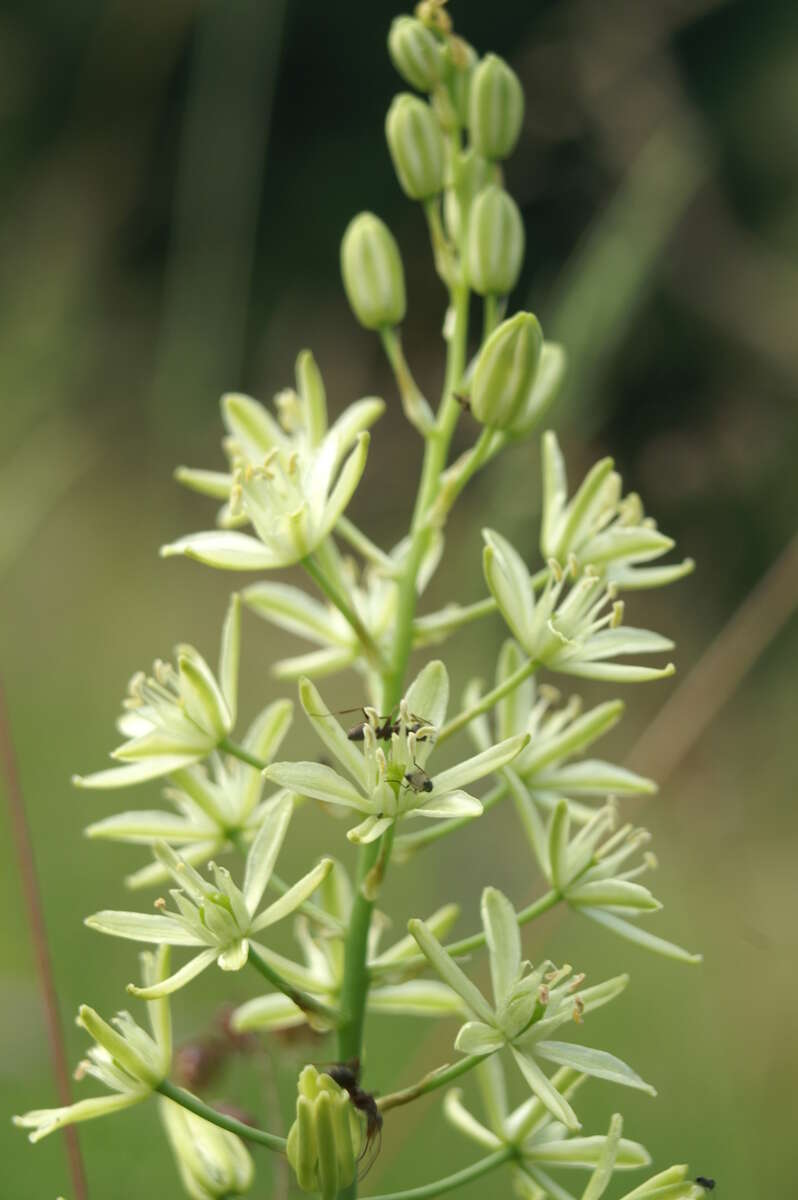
left=159, top=1099, right=254, bottom=1200
left=469, top=53, right=525, bottom=161
left=385, top=93, right=445, bottom=201
left=470, top=312, right=543, bottom=429
left=341, top=212, right=406, bottom=330
left=466, top=185, right=525, bottom=296
left=387, top=16, right=444, bottom=92
left=443, top=148, right=493, bottom=247
left=286, top=1067, right=360, bottom=1200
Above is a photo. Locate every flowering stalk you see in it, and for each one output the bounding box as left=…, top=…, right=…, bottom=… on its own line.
left=16, top=7, right=714, bottom=1200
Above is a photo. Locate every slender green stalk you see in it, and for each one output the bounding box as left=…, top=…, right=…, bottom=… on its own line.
left=336, top=515, right=396, bottom=572
left=219, top=737, right=268, bottom=771
left=437, top=658, right=540, bottom=745
left=337, top=837, right=384, bottom=1062
left=378, top=1054, right=485, bottom=1113
left=157, top=1078, right=286, bottom=1153
left=364, top=1147, right=514, bottom=1200
left=302, top=553, right=386, bottom=668
left=248, top=944, right=340, bottom=1025
left=380, top=328, right=434, bottom=435
left=482, top=293, right=504, bottom=342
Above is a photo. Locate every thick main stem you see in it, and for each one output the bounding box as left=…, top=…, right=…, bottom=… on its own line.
left=336, top=284, right=470, bottom=1199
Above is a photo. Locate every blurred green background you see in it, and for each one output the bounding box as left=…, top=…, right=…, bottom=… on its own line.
left=2, top=0, right=797, bottom=1196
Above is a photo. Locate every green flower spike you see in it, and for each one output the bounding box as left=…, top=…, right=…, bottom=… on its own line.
left=74, top=594, right=242, bottom=789
left=174, top=349, right=384, bottom=531
left=542, top=800, right=702, bottom=965
left=341, top=212, right=407, bottom=331
left=14, top=947, right=172, bottom=1142
left=541, top=431, right=694, bottom=589
left=469, top=53, right=525, bottom=161
left=86, top=700, right=294, bottom=889
left=232, top=859, right=465, bottom=1034
left=160, top=1097, right=254, bottom=1200
left=85, top=795, right=333, bottom=996
left=286, top=1066, right=361, bottom=1199
left=386, top=93, right=446, bottom=201
left=470, top=312, right=543, bottom=429
left=387, top=15, right=445, bottom=92
left=445, top=1058, right=652, bottom=1200
left=264, top=661, right=529, bottom=844
left=410, top=886, right=652, bottom=1130
left=483, top=531, right=677, bottom=682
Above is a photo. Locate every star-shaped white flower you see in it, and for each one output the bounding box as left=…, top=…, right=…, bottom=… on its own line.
left=74, top=595, right=242, bottom=789
left=85, top=795, right=332, bottom=996
left=264, top=662, right=528, bottom=844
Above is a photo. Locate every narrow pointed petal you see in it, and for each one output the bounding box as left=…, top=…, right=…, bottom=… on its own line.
left=536, top=760, right=655, bottom=796
left=432, top=732, right=528, bottom=793
left=528, top=1133, right=649, bottom=1171
left=482, top=532, right=533, bottom=648
left=327, top=397, right=385, bottom=464
left=535, top=1041, right=656, bottom=1095
left=73, top=756, right=200, bottom=789
left=174, top=466, right=232, bottom=499
left=410, top=790, right=483, bottom=819
left=232, top=993, right=306, bottom=1032
left=160, top=531, right=280, bottom=570
left=244, top=698, right=294, bottom=763
left=273, top=647, right=356, bottom=680
left=581, top=1114, right=624, bottom=1200
left=578, top=629, right=674, bottom=661
left=443, top=1089, right=502, bottom=1149
left=127, top=948, right=218, bottom=998
left=548, top=799, right=571, bottom=891
left=455, top=1020, right=505, bottom=1055
left=404, top=659, right=450, bottom=731
left=264, top=762, right=372, bottom=813
left=408, top=918, right=495, bottom=1025
left=540, top=431, right=568, bottom=555
left=85, top=911, right=201, bottom=946
left=217, top=939, right=250, bottom=971
left=481, top=887, right=521, bottom=1010
left=347, top=815, right=393, bottom=844
left=567, top=880, right=660, bottom=912
left=250, top=858, right=333, bottom=931
left=368, top=981, right=466, bottom=1017
left=518, top=701, right=624, bottom=775
left=218, top=593, right=241, bottom=723
left=86, top=811, right=215, bottom=844
left=581, top=908, right=702, bottom=963
left=318, top=432, right=370, bottom=537
left=496, top=639, right=534, bottom=741
left=243, top=792, right=294, bottom=913
left=558, top=662, right=675, bottom=683
left=222, top=391, right=287, bottom=458
left=298, top=677, right=369, bottom=790
left=243, top=582, right=347, bottom=646
left=510, top=1047, right=580, bottom=1130
left=14, top=1091, right=145, bottom=1142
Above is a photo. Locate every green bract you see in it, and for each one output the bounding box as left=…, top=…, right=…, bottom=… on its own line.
left=467, top=184, right=525, bottom=296
left=469, top=52, right=525, bottom=160
left=386, top=92, right=446, bottom=201
left=471, top=312, right=543, bottom=428
left=340, top=211, right=406, bottom=330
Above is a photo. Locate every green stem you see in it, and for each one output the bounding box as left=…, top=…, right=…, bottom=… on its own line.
left=423, top=196, right=456, bottom=286
left=336, top=516, right=396, bottom=573
left=437, top=658, right=540, bottom=746
left=337, top=838, right=384, bottom=1062
left=302, top=553, right=386, bottom=669
left=378, top=1053, right=485, bottom=1113
left=482, top=293, right=504, bottom=342
left=156, top=1078, right=286, bottom=1153
left=248, top=944, right=341, bottom=1026
left=380, top=328, right=435, bottom=435
left=364, top=1147, right=514, bottom=1200
left=219, top=737, right=268, bottom=770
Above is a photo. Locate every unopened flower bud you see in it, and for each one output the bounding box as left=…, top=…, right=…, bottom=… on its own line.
left=469, top=53, right=524, bottom=161
left=286, top=1067, right=360, bottom=1200
left=444, top=38, right=477, bottom=128
left=443, top=148, right=493, bottom=246
left=385, top=93, right=445, bottom=201
left=341, top=212, right=406, bottom=330
left=466, top=185, right=525, bottom=296
left=159, top=1099, right=254, bottom=1200
left=470, top=312, right=543, bottom=429
left=388, top=16, right=444, bottom=92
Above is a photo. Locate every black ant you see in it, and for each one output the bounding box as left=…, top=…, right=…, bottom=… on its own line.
left=323, top=1059, right=382, bottom=1177
left=312, top=705, right=429, bottom=744
left=695, top=1179, right=716, bottom=1192
left=403, top=757, right=433, bottom=794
